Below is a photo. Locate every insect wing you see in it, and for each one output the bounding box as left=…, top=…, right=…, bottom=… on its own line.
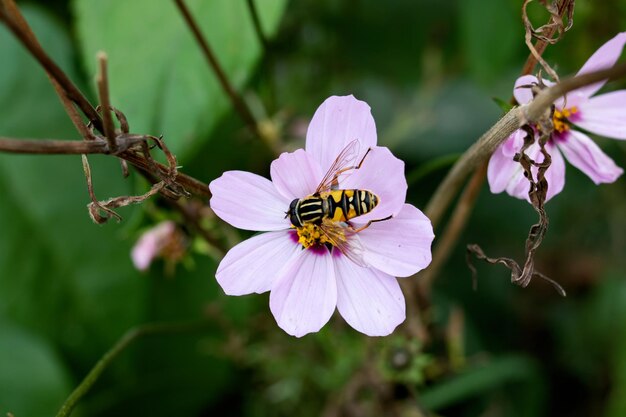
left=315, top=139, right=360, bottom=194
left=319, top=220, right=368, bottom=268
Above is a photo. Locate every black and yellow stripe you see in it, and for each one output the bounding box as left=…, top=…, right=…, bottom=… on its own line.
left=288, top=189, right=379, bottom=228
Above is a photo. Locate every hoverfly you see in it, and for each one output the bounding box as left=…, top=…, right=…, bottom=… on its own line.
left=286, top=140, right=389, bottom=266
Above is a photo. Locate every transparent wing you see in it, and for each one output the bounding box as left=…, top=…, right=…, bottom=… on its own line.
left=315, top=139, right=360, bottom=194
left=319, top=219, right=368, bottom=268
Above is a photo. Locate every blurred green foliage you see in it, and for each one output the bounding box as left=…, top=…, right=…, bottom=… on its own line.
left=0, top=0, right=625, bottom=416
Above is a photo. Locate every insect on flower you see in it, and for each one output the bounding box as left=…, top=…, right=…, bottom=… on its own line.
left=286, top=140, right=391, bottom=266
left=209, top=95, right=434, bottom=337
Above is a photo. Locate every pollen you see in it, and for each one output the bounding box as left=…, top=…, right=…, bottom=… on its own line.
left=553, top=106, right=578, bottom=133
left=296, top=223, right=331, bottom=249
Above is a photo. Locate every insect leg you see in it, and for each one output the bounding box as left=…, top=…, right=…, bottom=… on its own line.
left=330, top=147, right=373, bottom=188
left=350, top=214, right=392, bottom=233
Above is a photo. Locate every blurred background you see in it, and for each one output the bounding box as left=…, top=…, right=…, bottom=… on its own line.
left=1, top=0, right=625, bottom=416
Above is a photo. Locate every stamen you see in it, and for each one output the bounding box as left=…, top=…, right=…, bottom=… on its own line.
left=552, top=106, right=578, bottom=133
left=296, top=223, right=336, bottom=249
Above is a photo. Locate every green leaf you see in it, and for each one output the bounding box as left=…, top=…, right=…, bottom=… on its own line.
left=73, top=0, right=288, bottom=161
left=492, top=96, right=515, bottom=113
left=0, top=321, right=72, bottom=417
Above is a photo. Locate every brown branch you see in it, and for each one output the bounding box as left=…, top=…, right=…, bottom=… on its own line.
left=520, top=0, right=575, bottom=76
left=96, top=53, right=118, bottom=152
left=0, top=0, right=103, bottom=133
left=173, top=0, right=260, bottom=138
left=0, top=135, right=146, bottom=154
left=120, top=151, right=211, bottom=199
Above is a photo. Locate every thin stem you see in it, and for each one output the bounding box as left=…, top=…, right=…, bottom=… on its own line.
left=96, top=53, right=118, bottom=152
left=418, top=163, right=487, bottom=297
left=173, top=0, right=261, bottom=138
left=0, top=135, right=145, bottom=154
left=0, top=136, right=213, bottom=199
left=0, top=0, right=103, bottom=133
left=120, top=151, right=212, bottom=199
left=55, top=320, right=212, bottom=417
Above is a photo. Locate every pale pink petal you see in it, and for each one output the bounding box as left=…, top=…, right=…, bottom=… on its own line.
left=556, top=130, right=624, bottom=184
left=575, top=32, right=626, bottom=98
left=488, top=136, right=565, bottom=202
left=575, top=90, right=626, bottom=139
left=488, top=131, right=529, bottom=198
left=500, top=129, right=526, bottom=158
left=305, top=95, right=377, bottom=176
left=544, top=142, right=566, bottom=202
left=514, top=75, right=539, bottom=105
left=209, top=171, right=291, bottom=231
left=269, top=251, right=337, bottom=337
left=358, top=204, right=434, bottom=277
left=131, top=221, right=175, bottom=271
left=341, top=146, right=406, bottom=223
left=514, top=74, right=582, bottom=110
left=334, top=256, right=405, bottom=336
left=270, top=149, right=324, bottom=200
left=216, top=231, right=302, bottom=296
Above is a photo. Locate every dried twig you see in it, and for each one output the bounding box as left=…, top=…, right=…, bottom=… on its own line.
left=96, top=52, right=118, bottom=152
left=522, top=0, right=575, bottom=81
left=0, top=0, right=103, bottom=133
left=0, top=135, right=144, bottom=154
left=466, top=123, right=566, bottom=296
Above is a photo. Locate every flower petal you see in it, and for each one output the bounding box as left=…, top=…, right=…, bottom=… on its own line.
left=488, top=131, right=528, bottom=199
left=270, top=149, right=324, bottom=200
left=335, top=256, right=405, bottom=336
left=341, top=146, right=407, bottom=223
left=575, top=90, right=626, bottom=139
left=488, top=135, right=565, bottom=202
left=269, top=250, right=337, bottom=337
left=305, top=95, right=377, bottom=176
left=514, top=75, right=539, bottom=105
left=556, top=130, right=624, bottom=184
left=216, top=230, right=301, bottom=296
left=575, top=32, right=626, bottom=98
left=209, top=171, right=291, bottom=231
left=358, top=204, right=434, bottom=277
left=544, top=142, right=566, bottom=202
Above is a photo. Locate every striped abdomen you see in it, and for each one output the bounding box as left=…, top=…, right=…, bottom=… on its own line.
left=288, top=190, right=379, bottom=228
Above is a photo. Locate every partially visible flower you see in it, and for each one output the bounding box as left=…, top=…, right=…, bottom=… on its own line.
left=131, top=221, right=185, bottom=271
left=209, top=95, right=434, bottom=337
left=489, top=32, right=626, bottom=202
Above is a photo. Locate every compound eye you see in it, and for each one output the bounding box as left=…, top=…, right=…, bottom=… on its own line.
left=288, top=199, right=302, bottom=228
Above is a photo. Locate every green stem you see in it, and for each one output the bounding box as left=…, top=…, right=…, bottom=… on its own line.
left=55, top=320, right=211, bottom=417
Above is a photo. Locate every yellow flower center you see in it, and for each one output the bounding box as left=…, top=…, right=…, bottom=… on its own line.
left=296, top=223, right=333, bottom=248
left=552, top=106, right=578, bottom=133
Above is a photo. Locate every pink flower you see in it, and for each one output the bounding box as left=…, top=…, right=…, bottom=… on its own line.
left=209, top=95, right=434, bottom=337
left=131, top=221, right=184, bottom=271
left=489, top=32, right=626, bottom=202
